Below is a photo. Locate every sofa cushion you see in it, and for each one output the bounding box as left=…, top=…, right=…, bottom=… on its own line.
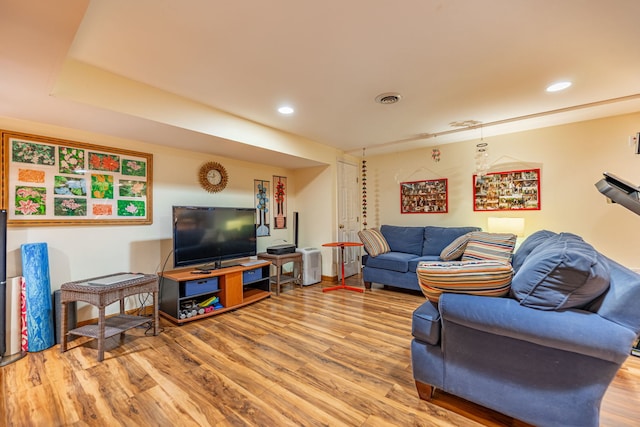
left=512, top=230, right=557, bottom=272
left=365, top=251, right=417, bottom=273
left=510, top=233, right=610, bottom=310
left=408, top=255, right=442, bottom=272
left=416, top=260, right=514, bottom=303
left=357, top=228, right=390, bottom=257
left=412, top=301, right=441, bottom=345
left=440, top=232, right=473, bottom=261
left=380, top=225, right=425, bottom=255
left=461, top=232, right=517, bottom=263
left=422, top=226, right=481, bottom=256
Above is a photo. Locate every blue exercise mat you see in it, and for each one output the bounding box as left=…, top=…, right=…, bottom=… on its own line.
left=21, top=242, right=55, bottom=352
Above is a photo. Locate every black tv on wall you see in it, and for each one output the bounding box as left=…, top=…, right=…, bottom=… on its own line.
left=172, top=206, right=257, bottom=270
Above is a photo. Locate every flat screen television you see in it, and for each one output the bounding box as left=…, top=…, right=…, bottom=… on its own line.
left=172, top=206, right=257, bottom=270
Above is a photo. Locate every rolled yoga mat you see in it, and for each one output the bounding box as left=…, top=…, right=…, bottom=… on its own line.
left=21, top=243, right=55, bottom=352
left=5, top=276, right=23, bottom=356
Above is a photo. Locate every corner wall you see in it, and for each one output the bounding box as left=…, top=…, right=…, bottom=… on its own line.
left=364, top=112, right=640, bottom=268
left=1, top=117, right=337, bottom=321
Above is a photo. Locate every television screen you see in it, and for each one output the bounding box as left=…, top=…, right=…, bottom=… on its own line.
left=172, top=206, right=257, bottom=269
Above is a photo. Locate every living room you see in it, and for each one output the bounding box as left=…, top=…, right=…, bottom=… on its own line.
left=3, top=1, right=640, bottom=425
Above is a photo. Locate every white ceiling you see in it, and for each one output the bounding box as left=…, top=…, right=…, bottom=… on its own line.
left=2, top=0, right=640, bottom=168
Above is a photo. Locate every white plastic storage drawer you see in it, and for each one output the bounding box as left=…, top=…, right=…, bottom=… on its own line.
left=182, top=277, right=219, bottom=297
left=243, top=268, right=263, bottom=284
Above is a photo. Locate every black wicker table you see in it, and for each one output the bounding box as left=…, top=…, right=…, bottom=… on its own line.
left=59, top=273, right=159, bottom=361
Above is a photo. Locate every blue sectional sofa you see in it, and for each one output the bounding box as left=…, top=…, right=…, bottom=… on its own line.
left=411, top=231, right=640, bottom=427
left=361, top=225, right=480, bottom=291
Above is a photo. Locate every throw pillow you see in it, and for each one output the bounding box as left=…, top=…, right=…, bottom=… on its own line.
left=511, top=229, right=557, bottom=272
left=357, top=228, right=390, bottom=257
left=461, top=231, right=517, bottom=263
left=416, top=260, right=514, bottom=303
left=440, top=232, right=473, bottom=261
left=510, top=233, right=610, bottom=310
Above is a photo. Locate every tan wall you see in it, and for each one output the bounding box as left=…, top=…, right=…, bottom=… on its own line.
left=4, top=111, right=640, bottom=321
left=364, top=112, right=640, bottom=269
left=1, top=117, right=337, bottom=320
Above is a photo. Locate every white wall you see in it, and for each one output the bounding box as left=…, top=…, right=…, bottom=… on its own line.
left=364, top=112, right=640, bottom=268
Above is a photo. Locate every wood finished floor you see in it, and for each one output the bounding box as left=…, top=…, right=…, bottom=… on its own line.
left=2, top=276, right=640, bottom=426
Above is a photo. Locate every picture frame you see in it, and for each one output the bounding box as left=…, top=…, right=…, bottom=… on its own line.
left=273, top=175, right=287, bottom=229
left=473, top=168, right=541, bottom=211
left=254, top=179, right=270, bottom=236
left=1, top=130, right=153, bottom=226
left=400, top=178, right=448, bottom=214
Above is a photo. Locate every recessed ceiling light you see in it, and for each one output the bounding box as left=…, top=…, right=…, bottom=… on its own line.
left=546, top=81, right=572, bottom=92
left=278, top=106, right=294, bottom=114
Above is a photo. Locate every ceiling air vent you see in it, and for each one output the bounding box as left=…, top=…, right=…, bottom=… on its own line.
left=375, top=92, right=402, bottom=104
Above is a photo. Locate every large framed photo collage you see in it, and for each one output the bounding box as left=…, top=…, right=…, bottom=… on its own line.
left=1, top=130, right=153, bottom=226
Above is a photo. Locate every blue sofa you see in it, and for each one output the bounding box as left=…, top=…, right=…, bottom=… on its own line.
left=362, top=225, right=480, bottom=291
left=411, top=231, right=640, bottom=427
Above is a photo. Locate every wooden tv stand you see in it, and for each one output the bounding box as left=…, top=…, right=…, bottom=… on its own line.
left=159, top=261, right=271, bottom=325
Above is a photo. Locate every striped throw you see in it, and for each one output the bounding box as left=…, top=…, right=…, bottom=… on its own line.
left=358, top=228, right=390, bottom=257
left=461, top=232, right=517, bottom=263
left=416, top=260, right=514, bottom=303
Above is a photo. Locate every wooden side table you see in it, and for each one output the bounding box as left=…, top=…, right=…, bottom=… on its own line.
left=257, top=252, right=303, bottom=296
left=60, top=273, right=159, bottom=362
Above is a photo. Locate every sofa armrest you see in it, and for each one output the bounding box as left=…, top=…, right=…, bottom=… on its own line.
left=412, top=301, right=441, bottom=345
left=439, top=293, right=635, bottom=364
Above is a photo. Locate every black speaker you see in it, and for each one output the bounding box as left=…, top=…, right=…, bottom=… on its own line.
left=1, top=209, right=7, bottom=357
left=293, top=211, right=299, bottom=248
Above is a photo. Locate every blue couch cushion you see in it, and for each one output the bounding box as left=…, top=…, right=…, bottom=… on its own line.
left=412, top=301, right=441, bottom=345
left=510, top=233, right=610, bottom=310
left=408, top=255, right=441, bottom=272
left=423, top=226, right=481, bottom=256
left=512, top=230, right=557, bottom=273
left=381, top=225, right=424, bottom=255
left=365, top=251, right=417, bottom=273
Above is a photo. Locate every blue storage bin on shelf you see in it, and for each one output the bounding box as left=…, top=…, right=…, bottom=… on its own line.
left=182, top=277, right=219, bottom=297
left=243, top=268, right=263, bottom=284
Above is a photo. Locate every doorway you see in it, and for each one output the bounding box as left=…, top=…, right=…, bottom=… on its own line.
left=337, top=160, right=361, bottom=280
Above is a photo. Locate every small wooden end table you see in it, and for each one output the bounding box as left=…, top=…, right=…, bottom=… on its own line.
left=257, top=252, right=303, bottom=295
left=322, top=242, right=364, bottom=293
left=60, top=273, right=159, bottom=362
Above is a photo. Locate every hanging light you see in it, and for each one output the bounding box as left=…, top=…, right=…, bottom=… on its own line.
left=474, top=124, right=489, bottom=177
left=475, top=142, right=489, bottom=176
